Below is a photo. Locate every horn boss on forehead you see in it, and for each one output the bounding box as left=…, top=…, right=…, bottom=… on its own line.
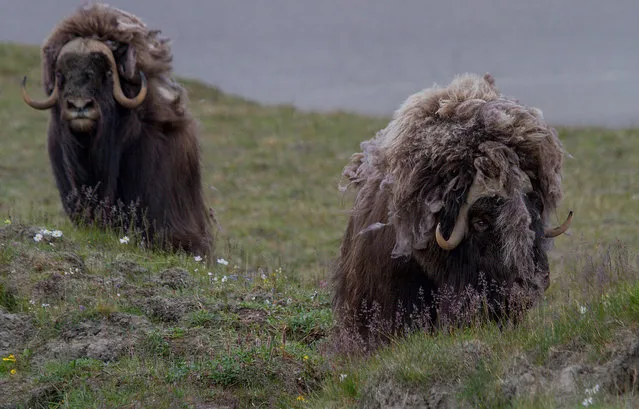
left=332, top=73, right=573, bottom=344
left=22, top=37, right=147, bottom=112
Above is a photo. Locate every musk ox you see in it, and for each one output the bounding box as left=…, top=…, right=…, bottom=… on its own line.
left=21, top=4, right=214, bottom=260
left=332, top=73, right=573, bottom=341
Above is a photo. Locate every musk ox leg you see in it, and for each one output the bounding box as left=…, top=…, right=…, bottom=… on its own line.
left=125, top=131, right=214, bottom=262
left=47, top=129, right=85, bottom=223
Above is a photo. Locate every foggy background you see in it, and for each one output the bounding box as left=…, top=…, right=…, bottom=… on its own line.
left=1, top=0, right=637, bottom=128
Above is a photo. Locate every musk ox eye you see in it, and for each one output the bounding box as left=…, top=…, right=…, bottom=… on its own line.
left=472, top=218, right=489, bottom=232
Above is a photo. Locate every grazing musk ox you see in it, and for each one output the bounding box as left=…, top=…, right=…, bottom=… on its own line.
left=332, top=73, right=573, bottom=340
left=21, top=4, right=214, bottom=260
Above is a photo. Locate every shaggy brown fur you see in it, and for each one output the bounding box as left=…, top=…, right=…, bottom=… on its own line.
left=333, top=73, right=570, bottom=342
left=25, top=3, right=215, bottom=261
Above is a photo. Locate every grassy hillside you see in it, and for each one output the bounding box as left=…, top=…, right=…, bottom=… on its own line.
left=0, top=42, right=638, bottom=408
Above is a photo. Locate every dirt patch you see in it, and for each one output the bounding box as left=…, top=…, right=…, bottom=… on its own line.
left=236, top=307, right=268, bottom=326
left=0, top=224, right=79, bottom=258
left=191, top=391, right=240, bottom=409
left=498, top=329, right=639, bottom=407
left=1, top=226, right=88, bottom=306
left=7, top=249, right=85, bottom=278
left=33, top=312, right=152, bottom=366
left=358, top=376, right=454, bottom=409
left=0, top=310, right=35, bottom=356
left=32, top=272, right=66, bottom=300
left=89, top=260, right=158, bottom=300
left=109, top=259, right=150, bottom=280
left=167, top=327, right=216, bottom=357
left=353, top=330, right=639, bottom=408
left=0, top=378, right=62, bottom=409
left=605, top=334, right=639, bottom=394
left=134, top=295, right=196, bottom=323
left=160, top=267, right=193, bottom=290
left=355, top=341, right=490, bottom=409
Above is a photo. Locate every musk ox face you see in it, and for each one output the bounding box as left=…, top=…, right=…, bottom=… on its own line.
left=56, top=51, right=109, bottom=133
left=21, top=37, right=147, bottom=134
left=424, top=191, right=556, bottom=299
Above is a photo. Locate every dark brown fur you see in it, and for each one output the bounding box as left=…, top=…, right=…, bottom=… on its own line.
left=332, top=73, right=569, bottom=343
left=35, top=4, right=214, bottom=260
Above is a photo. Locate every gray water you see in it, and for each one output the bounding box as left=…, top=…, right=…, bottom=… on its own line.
left=1, top=0, right=638, bottom=127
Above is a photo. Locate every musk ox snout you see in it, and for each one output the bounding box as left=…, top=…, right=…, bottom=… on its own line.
left=62, top=97, right=100, bottom=132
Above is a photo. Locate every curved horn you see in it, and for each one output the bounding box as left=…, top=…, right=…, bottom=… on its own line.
left=545, top=210, right=573, bottom=238
left=22, top=75, right=59, bottom=110
left=435, top=176, right=506, bottom=251
left=435, top=219, right=467, bottom=250
left=112, top=68, right=148, bottom=109
left=88, top=40, right=147, bottom=108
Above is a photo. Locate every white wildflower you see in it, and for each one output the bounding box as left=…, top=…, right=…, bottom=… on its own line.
left=217, top=258, right=229, bottom=266
left=287, top=297, right=293, bottom=305
left=579, top=305, right=587, bottom=315
left=221, top=275, right=228, bottom=283
left=207, top=272, right=213, bottom=276
left=29, top=299, right=35, bottom=305
left=585, top=384, right=600, bottom=395
left=213, top=276, right=218, bottom=282
left=261, top=272, right=267, bottom=280
left=194, top=255, right=202, bottom=262
left=41, top=303, right=50, bottom=308
left=581, top=384, right=600, bottom=406
left=116, top=293, right=121, bottom=297
left=339, top=374, right=348, bottom=382
left=50, top=230, right=63, bottom=238
left=119, top=236, right=130, bottom=244
left=265, top=299, right=270, bottom=305
left=33, top=233, right=43, bottom=242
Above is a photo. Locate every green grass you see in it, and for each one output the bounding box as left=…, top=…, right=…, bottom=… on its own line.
left=1, top=41, right=638, bottom=408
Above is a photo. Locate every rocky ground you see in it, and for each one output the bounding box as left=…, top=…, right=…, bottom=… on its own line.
left=0, top=223, right=332, bottom=408
left=1, top=223, right=638, bottom=408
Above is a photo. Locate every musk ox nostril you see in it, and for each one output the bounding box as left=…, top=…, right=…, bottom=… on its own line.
left=66, top=98, right=93, bottom=112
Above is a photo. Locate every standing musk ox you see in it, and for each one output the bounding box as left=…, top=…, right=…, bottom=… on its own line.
left=332, top=73, right=573, bottom=341
left=21, top=4, right=214, bottom=261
